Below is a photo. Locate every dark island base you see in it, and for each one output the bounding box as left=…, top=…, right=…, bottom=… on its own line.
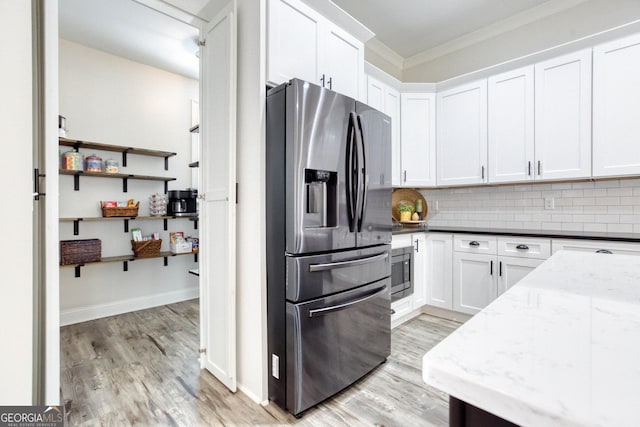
left=450, top=396, right=519, bottom=427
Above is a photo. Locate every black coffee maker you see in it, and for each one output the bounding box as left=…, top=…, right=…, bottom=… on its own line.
left=168, top=188, right=198, bottom=217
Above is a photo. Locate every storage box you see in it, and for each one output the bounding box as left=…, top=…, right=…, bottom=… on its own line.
left=171, top=241, right=192, bottom=254
left=60, top=239, right=101, bottom=265
left=131, top=239, right=162, bottom=258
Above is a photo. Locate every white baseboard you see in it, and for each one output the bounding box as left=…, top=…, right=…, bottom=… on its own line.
left=237, top=382, right=266, bottom=405
left=60, top=287, right=199, bottom=326
left=421, top=305, right=471, bottom=323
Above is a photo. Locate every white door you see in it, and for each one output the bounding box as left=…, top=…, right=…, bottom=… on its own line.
left=266, top=0, right=320, bottom=86
left=534, top=49, right=592, bottom=180
left=366, top=75, right=384, bottom=110
left=401, top=92, right=436, bottom=187
left=453, top=252, right=496, bottom=315
left=488, top=66, right=534, bottom=183
left=411, top=234, right=427, bottom=308
left=593, top=33, right=640, bottom=177
left=437, top=80, right=488, bottom=186
left=199, top=2, right=237, bottom=391
left=385, top=86, right=401, bottom=186
left=497, top=256, right=543, bottom=296
left=321, top=21, right=363, bottom=100
left=424, top=234, right=453, bottom=310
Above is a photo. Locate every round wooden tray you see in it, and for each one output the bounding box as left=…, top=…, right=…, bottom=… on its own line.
left=391, top=188, right=428, bottom=222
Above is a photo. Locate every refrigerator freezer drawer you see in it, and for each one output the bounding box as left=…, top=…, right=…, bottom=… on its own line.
left=286, top=245, right=391, bottom=302
left=286, top=279, right=391, bottom=415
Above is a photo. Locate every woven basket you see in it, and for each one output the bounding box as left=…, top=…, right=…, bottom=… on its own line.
left=131, top=239, right=162, bottom=258
left=101, top=202, right=139, bottom=218
left=60, top=239, right=101, bottom=265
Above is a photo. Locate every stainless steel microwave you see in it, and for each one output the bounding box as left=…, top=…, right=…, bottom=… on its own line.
left=390, top=246, right=413, bottom=302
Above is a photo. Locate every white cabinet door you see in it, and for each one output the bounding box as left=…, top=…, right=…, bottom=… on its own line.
left=267, top=0, right=321, bottom=86
left=497, top=256, right=543, bottom=296
left=534, top=49, right=592, bottom=180
left=593, top=34, right=640, bottom=177
left=385, top=86, right=402, bottom=187
left=453, top=252, right=497, bottom=315
left=321, top=22, right=363, bottom=100
left=488, top=66, right=534, bottom=183
left=401, top=93, right=436, bottom=187
left=366, top=75, right=384, bottom=111
left=437, top=80, right=488, bottom=186
left=424, top=234, right=453, bottom=310
left=412, top=234, right=427, bottom=308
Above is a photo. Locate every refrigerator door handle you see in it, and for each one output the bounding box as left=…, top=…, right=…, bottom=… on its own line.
left=345, top=113, right=357, bottom=232
left=308, top=252, right=388, bottom=272
left=356, top=115, right=367, bottom=232
left=308, top=285, right=387, bottom=318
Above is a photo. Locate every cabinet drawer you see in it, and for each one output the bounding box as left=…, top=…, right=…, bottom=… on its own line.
left=454, top=235, right=497, bottom=254
left=552, top=239, right=640, bottom=256
left=498, top=237, right=551, bottom=260
left=391, top=296, right=413, bottom=323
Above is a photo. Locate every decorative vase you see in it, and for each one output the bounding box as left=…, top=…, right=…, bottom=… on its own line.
left=400, top=211, right=412, bottom=222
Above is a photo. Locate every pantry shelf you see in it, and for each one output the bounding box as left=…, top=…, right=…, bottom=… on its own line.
left=59, top=169, right=176, bottom=193
left=60, top=215, right=198, bottom=235
left=61, top=250, right=198, bottom=278
left=59, top=137, right=177, bottom=170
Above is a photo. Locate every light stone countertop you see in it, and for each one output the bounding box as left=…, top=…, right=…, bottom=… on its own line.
left=422, top=250, right=640, bottom=427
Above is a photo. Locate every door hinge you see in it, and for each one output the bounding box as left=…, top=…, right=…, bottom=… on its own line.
left=198, top=40, right=206, bottom=47
left=199, top=347, right=207, bottom=354
left=197, top=194, right=206, bottom=200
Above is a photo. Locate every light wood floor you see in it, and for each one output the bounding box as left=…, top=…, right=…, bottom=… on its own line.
left=60, top=299, right=460, bottom=426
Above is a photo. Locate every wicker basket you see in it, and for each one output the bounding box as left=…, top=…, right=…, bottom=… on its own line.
left=101, top=202, right=139, bottom=218
left=60, top=239, right=101, bottom=265
left=131, top=239, right=162, bottom=258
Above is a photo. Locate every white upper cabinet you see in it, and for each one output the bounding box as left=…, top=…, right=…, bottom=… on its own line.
left=488, top=66, right=534, bottom=183
left=366, top=76, right=385, bottom=111
left=593, top=34, right=640, bottom=178
left=437, top=80, right=488, bottom=186
left=267, top=0, right=364, bottom=99
left=534, top=49, right=592, bottom=181
left=401, top=93, right=436, bottom=187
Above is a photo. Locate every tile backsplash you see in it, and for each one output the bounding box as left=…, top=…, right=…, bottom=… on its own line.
left=419, top=179, right=640, bottom=234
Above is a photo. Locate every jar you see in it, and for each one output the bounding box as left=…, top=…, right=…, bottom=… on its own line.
left=104, top=159, right=119, bottom=174
left=62, top=151, right=84, bottom=171
left=85, top=154, right=103, bottom=172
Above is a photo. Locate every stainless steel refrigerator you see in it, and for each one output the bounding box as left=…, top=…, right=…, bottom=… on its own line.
left=266, top=79, right=392, bottom=416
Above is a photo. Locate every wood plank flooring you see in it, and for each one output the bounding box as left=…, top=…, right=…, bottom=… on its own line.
left=60, top=300, right=460, bottom=426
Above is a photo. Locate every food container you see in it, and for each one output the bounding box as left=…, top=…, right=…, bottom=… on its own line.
left=104, top=159, right=119, bottom=174
left=62, top=151, right=84, bottom=171
left=85, top=154, right=103, bottom=172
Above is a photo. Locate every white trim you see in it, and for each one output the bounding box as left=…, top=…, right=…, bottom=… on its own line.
left=132, top=0, right=208, bottom=28
left=391, top=308, right=422, bottom=329
left=366, top=38, right=404, bottom=70
left=60, top=288, right=199, bottom=326
left=421, top=305, right=472, bottom=324
left=364, top=62, right=402, bottom=91
left=237, top=382, right=265, bottom=404
left=403, top=0, right=590, bottom=69
left=299, top=0, right=374, bottom=43
left=401, top=81, right=437, bottom=93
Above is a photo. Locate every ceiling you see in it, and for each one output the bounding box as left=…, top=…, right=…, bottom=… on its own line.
left=59, top=0, right=200, bottom=79
left=331, top=0, right=570, bottom=59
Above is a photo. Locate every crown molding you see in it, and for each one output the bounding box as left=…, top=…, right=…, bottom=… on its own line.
left=366, top=38, right=405, bottom=70
left=403, top=0, right=590, bottom=70
left=301, top=0, right=374, bottom=42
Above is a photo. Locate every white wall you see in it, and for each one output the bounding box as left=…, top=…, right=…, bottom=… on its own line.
left=403, top=0, right=640, bottom=82
left=0, top=0, right=34, bottom=404
left=58, top=39, right=199, bottom=324
left=235, top=0, right=268, bottom=403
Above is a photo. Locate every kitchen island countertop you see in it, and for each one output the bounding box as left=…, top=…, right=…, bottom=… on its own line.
left=422, top=250, right=640, bottom=426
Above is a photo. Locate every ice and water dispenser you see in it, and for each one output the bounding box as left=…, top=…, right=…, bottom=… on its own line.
left=304, top=168, right=337, bottom=228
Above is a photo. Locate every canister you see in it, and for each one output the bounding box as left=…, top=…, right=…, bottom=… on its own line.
left=104, top=159, right=119, bottom=174
left=62, top=151, right=84, bottom=171
left=85, top=154, right=103, bottom=172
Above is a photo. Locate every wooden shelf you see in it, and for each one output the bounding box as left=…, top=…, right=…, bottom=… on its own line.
left=59, top=169, right=176, bottom=192
left=61, top=251, right=198, bottom=278
left=60, top=215, right=198, bottom=235
left=60, top=137, right=176, bottom=158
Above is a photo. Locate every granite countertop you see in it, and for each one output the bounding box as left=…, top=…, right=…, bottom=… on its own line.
left=392, top=224, right=640, bottom=242
left=422, top=250, right=640, bottom=426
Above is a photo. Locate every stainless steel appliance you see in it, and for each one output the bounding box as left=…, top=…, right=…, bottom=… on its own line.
left=391, top=246, right=414, bottom=302
left=266, top=79, right=392, bottom=417
left=167, top=189, right=197, bottom=217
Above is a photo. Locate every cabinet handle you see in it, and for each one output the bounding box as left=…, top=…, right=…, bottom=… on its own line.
left=403, top=170, right=407, bottom=182
left=516, top=244, right=529, bottom=250
left=490, top=260, right=493, bottom=276
left=596, top=249, right=613, bottom=254
left=320, top=74, right=326, bottom=87
left=481, top=165, right=485, bottom=180
left=538, top=160, right=542, bottom=176
left=528, top=161, right=531, bottom=176
left=499, top=261, right=502, bottom=277
left=390, top=308, right=396, bottom=315
left=328, top=77, right=332, bottom=90
left=415, top=239, right=419, bottom=253
left=469, top=241, right=480, bottom=247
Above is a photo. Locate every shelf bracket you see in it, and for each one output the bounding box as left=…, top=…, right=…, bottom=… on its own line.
left=164, top=181, right=168, bottom=194
left=73, top=141, right=81, bottom=152
left=164, top=256, right=168, bottom=267
left=123, top=261, right=128, bottom=272
left=74, top=265, right=82, bottom=278
left=123, top=177, right=128, bottom=193
left=122, top=148, right=132, bottom=167
left=163, top=219, right=168, bottom=231
left=73, top=219, right=81, bottom=236
left=193, top=219, right=198, bottom=230
left=74, top=174, right=80, bottom=191
left=124, top=219, right=129, bottom=233
left=164, top=156, right=169, bottom=171
left=194, top=252, right=198, bottom=263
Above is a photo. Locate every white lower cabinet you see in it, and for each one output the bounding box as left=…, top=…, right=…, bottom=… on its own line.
left=412, top=234, right=427, bottom=308
left=453, top=252, right=497, bottom=315
left=552, top=239, right=640, bottom=256
left=424, top=234, right=453, bottom=310
left=497, top=256, right=544, bottom=296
